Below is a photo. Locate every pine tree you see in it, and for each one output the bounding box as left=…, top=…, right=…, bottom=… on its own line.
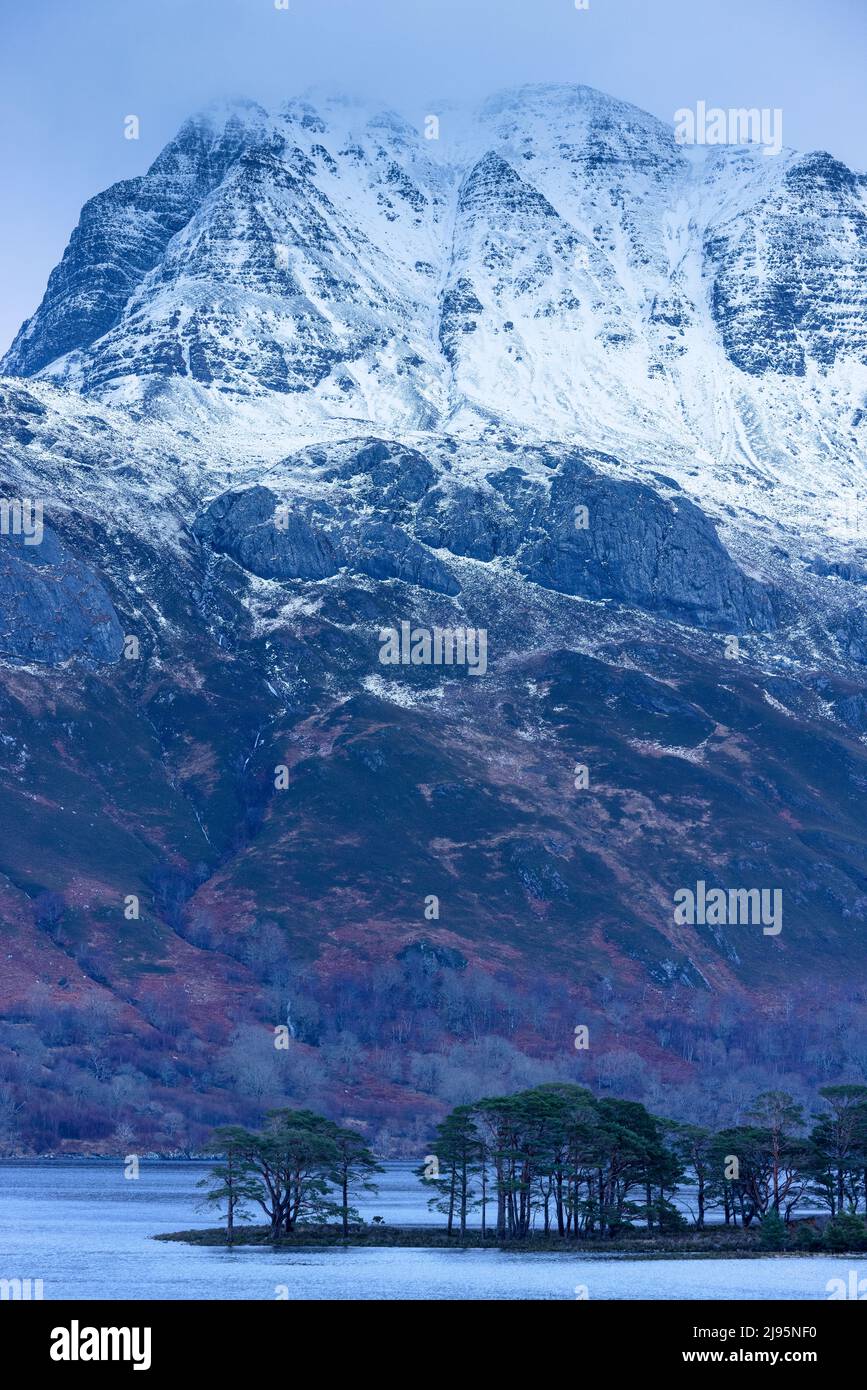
left=198, top=1126, right=261, bottom=1244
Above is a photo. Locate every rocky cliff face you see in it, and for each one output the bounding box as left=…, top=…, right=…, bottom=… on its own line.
left=707, top=150, right=867, bottom=376
left=0, top=521, right=124, bottom=666
left=3, top=103, right=274, bottom=379
left=4, top=86, right=866, bottom=472
left=192, top=440, right=776, bottom=629
left=1, top=86, right=867, bottom=1150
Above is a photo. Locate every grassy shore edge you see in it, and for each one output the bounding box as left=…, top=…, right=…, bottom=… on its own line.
left=154, top=1225, right=843, bottom=1258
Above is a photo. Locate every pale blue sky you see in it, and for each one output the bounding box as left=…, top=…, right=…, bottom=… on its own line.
left=1, top=0, right=865, bottom=354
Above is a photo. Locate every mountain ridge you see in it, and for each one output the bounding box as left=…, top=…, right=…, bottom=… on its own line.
left=4, top=84, right=865, bottom=545
left=2, top=85, right=867, bottom=1151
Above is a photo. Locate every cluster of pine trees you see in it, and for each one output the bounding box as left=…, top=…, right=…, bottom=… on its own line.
left=201, top=1110, right=381, bottom=1242
left=422, top=1084, right=867, bottom=1241
left=202, top=1083, right=867, bottom=1245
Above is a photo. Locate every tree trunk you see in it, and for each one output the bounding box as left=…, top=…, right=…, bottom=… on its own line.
left=227, top=1149, right=235, bottom=1247
left=496, top=1160, right=506, bottom=1239
left=447, top=1167, right=456, bottom=1236
left=481, top=1164, right=487, bottom=1240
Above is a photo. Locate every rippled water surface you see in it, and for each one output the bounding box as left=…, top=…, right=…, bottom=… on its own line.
left=0, top=1161, right=860, bottom=1300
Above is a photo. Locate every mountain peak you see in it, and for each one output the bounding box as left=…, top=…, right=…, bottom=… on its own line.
left=3, top=82, right=866, bottom=483
left=479, top=81, right=674, bottom=134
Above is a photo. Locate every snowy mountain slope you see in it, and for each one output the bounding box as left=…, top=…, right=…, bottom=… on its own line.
left=4, top=86, right=867, bottom=1145
left=3, top=84, right=866, bottom=549
left=3, top=101, right=274, bottom=379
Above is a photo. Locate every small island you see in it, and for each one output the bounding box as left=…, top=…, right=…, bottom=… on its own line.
left=157, top=1083, right=867, bottom=1257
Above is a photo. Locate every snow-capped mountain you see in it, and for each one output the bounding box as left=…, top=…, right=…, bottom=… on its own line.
left=3, top=86, right=867, bottom=1147
left=5, top=85, right=867, bottom=548
left=3, top=82, right=861, bottom=505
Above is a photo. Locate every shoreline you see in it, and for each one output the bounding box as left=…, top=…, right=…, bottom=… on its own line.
left=154, top=1225, right=844, bottom=1258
